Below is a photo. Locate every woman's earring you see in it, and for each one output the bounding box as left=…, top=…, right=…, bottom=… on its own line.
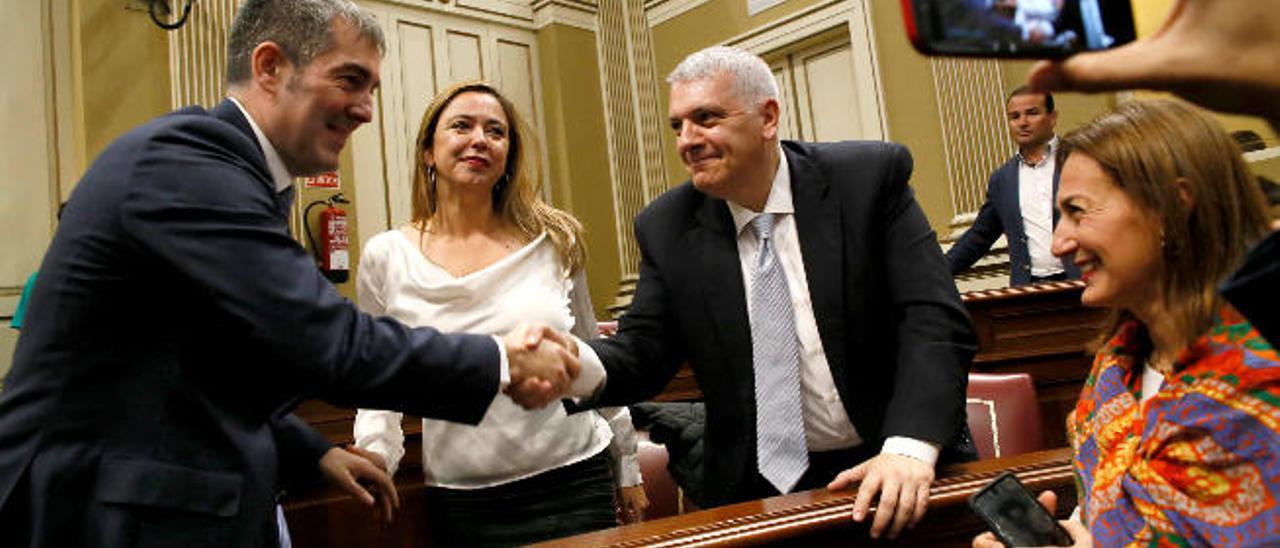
left=428, top=165, right=437, bottom=188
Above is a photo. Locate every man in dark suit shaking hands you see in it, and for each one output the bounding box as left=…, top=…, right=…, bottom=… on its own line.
left=0, top=1, right=578, bottom=545
left=575, top=46, right=977, bottom=541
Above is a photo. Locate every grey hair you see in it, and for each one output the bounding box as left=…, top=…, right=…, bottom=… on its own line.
left=226, top=0, right=385, bottom=85
left=666, top=46, right=778, bottom=106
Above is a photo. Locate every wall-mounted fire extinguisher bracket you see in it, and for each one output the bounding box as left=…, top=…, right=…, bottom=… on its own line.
left=304, top=193, right=351, bottom=284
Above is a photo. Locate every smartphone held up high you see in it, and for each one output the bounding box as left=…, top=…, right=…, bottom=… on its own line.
left=902, top=0, right=1136, bottom=58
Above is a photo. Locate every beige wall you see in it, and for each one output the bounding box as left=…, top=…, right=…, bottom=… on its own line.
left=80, top=0, right=172, bottom=165
left=2, top=0, right=172, bottom=381
left=868, top=1, right=957, bottom=229
left=537, top=23, right=623, bottom=314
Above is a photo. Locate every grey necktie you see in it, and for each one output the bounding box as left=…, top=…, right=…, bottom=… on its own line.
left=749, top=213, right=809, bottom=493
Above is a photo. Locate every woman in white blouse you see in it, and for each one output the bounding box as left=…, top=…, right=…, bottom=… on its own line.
left=353, top=81, right=647, bottom=546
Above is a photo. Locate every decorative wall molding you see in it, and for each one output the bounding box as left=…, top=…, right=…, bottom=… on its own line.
left=532, top=0, right=598, bottom=31
left=375, top=0, right=537, bottom=29
left=930, top=57, right=1013, bottom=223
left=726, top=0, right=842, bottom=60
left=643, top=0, right=708, bottom=28
left=167, top=0, right=235, bottom=110
left=747, top=0, right=788, bottom=17
left=457, top=0, right=535, bottom=23
left=597, top=0, right=668, bottom=278
left=726, top=0, right=887, bottom=141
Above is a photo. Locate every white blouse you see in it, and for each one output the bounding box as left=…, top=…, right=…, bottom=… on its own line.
left=353, top=229, right=640, bottom=489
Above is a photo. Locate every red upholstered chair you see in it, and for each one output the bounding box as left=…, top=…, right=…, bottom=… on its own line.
left=636, top=439, right=683, bottom=520
left=598, top=321, right=696, bottom=520
left=966, top=373, right=1046, bottom=460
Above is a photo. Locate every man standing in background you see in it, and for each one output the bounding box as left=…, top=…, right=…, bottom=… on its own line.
left=947, top=86, right=1081, bottom=285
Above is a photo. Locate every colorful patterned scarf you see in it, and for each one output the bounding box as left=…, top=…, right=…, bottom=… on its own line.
left=1068, top=306, right=1280, bottom=546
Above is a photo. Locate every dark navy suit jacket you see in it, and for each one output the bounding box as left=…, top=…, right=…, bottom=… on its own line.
left=0, top=100, right=500, bottom=547
left=588, top=140, right=977, bottom=507
left=946, top=155, right=1081, bottom=285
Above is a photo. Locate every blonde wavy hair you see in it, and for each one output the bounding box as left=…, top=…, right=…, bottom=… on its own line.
left=410, top=81, right=585, bottom=274
left=1060, top=99, right=1270, bottom=346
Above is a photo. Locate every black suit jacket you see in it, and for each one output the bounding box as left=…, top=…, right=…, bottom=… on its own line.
left=1222, top=231, right=1280, bottom=346
left=589, top=140, right=977, bottom=507
left=946, top=156, right=1081, bottom=285
left=0, top=101, right=500, bottom=547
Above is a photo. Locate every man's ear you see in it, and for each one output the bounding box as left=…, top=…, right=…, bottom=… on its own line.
left=250, top=41, right=290, bottom=94
left=760, top=98, right=781, bottom=140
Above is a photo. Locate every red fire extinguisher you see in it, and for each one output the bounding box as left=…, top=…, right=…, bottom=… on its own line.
left=305, top=193, right=351, bottom=283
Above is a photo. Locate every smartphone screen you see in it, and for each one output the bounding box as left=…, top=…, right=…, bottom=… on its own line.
left=969, top=473, right=1073, bottom=547
left=903, top=0, right=1137, bottom=58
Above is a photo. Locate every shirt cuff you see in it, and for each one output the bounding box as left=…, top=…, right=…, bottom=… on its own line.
left=359, top=440, right=402, bottom=478
left=492, top=335, right=510, bottom=389
left=880, top=436, right=939, bottom=467
left=569, top=336, right=606, bottom=400
left=615, top=452, right=642, bottom=487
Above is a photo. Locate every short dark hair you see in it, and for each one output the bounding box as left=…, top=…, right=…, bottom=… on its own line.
left=225, top=0, right=384, bottom=85
left=1007, top=84, right=1054, bottom=113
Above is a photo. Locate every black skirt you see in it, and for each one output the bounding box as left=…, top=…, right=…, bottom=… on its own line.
left=423, top=449, right=617, bottom=547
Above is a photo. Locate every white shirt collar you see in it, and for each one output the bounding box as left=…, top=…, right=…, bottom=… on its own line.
left=1017, top=135, right=1059, bottom=168
left=228, top=97, right=294, bottom=194
left=727, top=145, right=794, bottom=234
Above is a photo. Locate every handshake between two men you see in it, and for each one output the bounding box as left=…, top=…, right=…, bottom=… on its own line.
left=501, top=322, right=587, bottom=409
left=322, top=321, right=588, bottom=523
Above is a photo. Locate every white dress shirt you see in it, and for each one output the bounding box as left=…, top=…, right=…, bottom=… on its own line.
left=353, top=230, right=640, bottom=488
left=228, top=97, right=293, bottom=194
left=1017, top=137, right=1064, bottom=277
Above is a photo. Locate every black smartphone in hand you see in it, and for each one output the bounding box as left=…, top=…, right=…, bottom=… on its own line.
left=902, top=0, right=1137, bottom=58
left=969, top=472, right=1073, bottom=547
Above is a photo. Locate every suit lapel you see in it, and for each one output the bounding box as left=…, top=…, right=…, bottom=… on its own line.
left=786, top=145, right=847, bottom=373
left=210, top=99, right=293, bottom=220
left=1005, top=161, right=1026, bottom=239
left=691, top=196, right=753, bottom=361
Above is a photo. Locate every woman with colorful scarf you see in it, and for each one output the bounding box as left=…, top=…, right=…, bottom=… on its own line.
left=976, top=99, right=1280, bottom=547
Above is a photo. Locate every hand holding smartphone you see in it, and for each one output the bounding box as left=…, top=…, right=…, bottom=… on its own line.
left=902, top=0, right=1136, bottom=58
left=969, top=472, right=1073, bottom=547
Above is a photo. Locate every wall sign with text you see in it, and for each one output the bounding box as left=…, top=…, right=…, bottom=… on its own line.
left=304, top=171, right=341, bottom=189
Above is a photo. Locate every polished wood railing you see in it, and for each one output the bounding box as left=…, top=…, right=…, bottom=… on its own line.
left=284, top=447, right=1075, bottom=547
left=536, top=447, right=1077, bottom=547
